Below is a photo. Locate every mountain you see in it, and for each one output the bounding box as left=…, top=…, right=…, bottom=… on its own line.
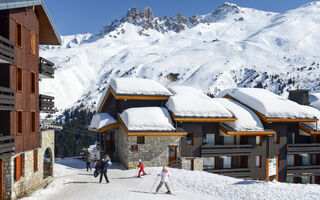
left=39, top=2, right=320, bottom=115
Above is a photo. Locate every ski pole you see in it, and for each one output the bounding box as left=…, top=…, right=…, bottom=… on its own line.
left=150, top=176, right=159, bottom=192
left=169, top=177, right=175, bottom=191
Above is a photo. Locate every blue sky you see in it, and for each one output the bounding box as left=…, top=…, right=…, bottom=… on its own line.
left=46, top=0, right=314, bottom=36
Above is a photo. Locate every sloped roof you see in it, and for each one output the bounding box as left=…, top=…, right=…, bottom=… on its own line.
left=0, top=0, right=61, bottom=45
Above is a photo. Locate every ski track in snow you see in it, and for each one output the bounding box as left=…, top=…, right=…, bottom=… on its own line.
left=22, top=158, right=320, bottom=200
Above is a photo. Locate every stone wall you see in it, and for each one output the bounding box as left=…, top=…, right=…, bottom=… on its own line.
left=181, top=157, right=203, bottom=171
left=3, top=130, right=55, bottom=199
left=115, top=126, right=181, bottom=169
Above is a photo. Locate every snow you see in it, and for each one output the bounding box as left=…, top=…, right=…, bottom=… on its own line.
left=120, top=107, right=175, bottom=131
left=301, top=105, right=320, bottom=131
left=217, top=88, right=316, bottom=119
left=89, top=113, right=117, bottom=130
left=214, top=98, right=264, bottom=131
left=165, top=86, right=233, bottom=118
left=39, top=2, right=320, bottom=114
left=23, top=157, right=320, bottom=200
left=310, top=93, right=320, bottom=110
left=110, top=78, right=173, bottom=96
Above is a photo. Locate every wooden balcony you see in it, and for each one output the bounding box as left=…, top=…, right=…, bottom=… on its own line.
left=287, top=165, right=320, bottom=176
left=287, top=143, right=320, bottom=155
left=205, top=168, right=251, bottom=178
left=0, top=35, right=14, bottom=64
left=39, top=94, right=55, bottom=113
left=0, top=135, right=14, bottom=158
left=0, top=86, right=14, bottom=110
left=39, top=57, right=54, bottom=78
left=201, top=144, right=252, bottom=157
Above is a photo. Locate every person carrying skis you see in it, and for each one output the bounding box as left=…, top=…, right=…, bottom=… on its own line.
left=86, top=152, right=92, bottom=171
left=99, top=158, right=112, bottom=183
left=137, top=159, right=147, bottom=177
left=155, top=166, right=172, bottom=194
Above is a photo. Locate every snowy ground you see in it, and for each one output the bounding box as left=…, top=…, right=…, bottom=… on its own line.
left=22, top=158, right=320, bottom=200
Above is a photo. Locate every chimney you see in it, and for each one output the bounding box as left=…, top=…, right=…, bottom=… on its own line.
left=288, top=89, right=310, bottom=105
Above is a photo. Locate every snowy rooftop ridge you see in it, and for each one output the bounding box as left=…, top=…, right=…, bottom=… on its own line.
left=217, top=88, right=317, bottom=120
left=119, top=107, right=175, bottom=132
left=166, top=86, right=234, bottom=118
left=89, top=113, right=117, bottom=130
left=310, top=93, right=320, bottom=111
left=301, top=105, right=320, bottom=131
left=215, top=98, right=264, bottom=132
left=110, top=78, right=172, bottom=96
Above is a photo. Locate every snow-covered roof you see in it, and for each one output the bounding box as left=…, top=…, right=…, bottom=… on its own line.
left=165, top=86, right=233, bottom=118
left=89, top=113, right=117, bottom=130
left=217, top=88, right=316, bottom=119
left=110, top=78, right=172, bottom=96
left=120, top=107, right=175, bottom=132
left=301, top=106, right=320, bottom=131
left=310, top=93, right=320, bottom=111
left=215, top=98, right=264, bottom=132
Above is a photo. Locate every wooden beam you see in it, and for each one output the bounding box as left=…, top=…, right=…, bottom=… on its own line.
left=170, top=112, right=237, bottom=122
left=299, top=124, right=320, bottom=135
left=223, top=94, right=318, bottom=123
left=219, top=125, right=276, bottom=136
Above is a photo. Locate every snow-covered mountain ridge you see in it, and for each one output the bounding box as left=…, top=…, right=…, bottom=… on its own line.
left=40, top=2, right=320, bottom=113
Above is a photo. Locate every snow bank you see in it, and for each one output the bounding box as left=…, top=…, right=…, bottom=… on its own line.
left=310, top=93, right=320, bottom=110
left=166, top=86, right=233, bottom=118
left=215, top=98, right=264, bottom=131
left=120, top=107, right=175, bottom=131
left=301, top=105, right=320, bottom=131
left=110, top=78, right=172, bottom=96
left=89, top=113, right=117, bottom=130
left=217, top=88, right=316, bottom=119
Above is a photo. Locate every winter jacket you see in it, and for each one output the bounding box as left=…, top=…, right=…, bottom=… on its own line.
left=138, top=162, right=144, bottom=169
left=158, top=170, right=170, bottom=182
left=101, top=160, right=112, bottom=171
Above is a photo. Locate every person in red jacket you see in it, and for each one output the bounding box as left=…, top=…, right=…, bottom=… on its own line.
left=138, top=159, right=147, bottom=177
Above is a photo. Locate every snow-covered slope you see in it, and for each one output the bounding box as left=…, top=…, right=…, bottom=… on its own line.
left=40, top=2, right=320, bottom=113
left=23, top=158, right=320, bottom=200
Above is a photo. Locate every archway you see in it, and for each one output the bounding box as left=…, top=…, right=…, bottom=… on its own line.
left=43, top=147, right=53, bottom=179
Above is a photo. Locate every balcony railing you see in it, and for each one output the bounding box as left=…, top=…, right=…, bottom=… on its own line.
left=287, top=143, right=320, bottom=155
left=287, top=165, right=320, bottom=176
left=39, top=57, right=54, bottom=78
left=39, top=94, right=55, bottom=113
left=0, top=35, right=14, bottom=64
left=205, top=168, right=251, bottom=178
left=0, top=86, right=14, bottom=110
left=201, top=144, right=252, bottom=157
left=0, top=135, right=15, bottom=158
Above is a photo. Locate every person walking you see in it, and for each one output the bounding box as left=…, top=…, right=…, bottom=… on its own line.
left=99, top=158, right=112, bottom=183
left=137, top=159, right=147, bottom=178
left=155, top=166, right=172, bottom=194
left=86, top=152, right=92, bottom=171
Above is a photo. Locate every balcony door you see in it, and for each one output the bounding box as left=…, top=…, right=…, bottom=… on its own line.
left=168, top=146, right=177, bottom=163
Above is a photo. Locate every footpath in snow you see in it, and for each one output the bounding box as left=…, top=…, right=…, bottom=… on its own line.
left=23, top=158, right=320, bottom=200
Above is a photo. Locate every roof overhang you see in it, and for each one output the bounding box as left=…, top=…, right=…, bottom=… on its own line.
left=219, top=124, right=276, bottom=136
left=223, top=94, right=318, bottom=123
left=0, top=0, right=61, bottom=45
left=117, top=115, right=187, bottom=136
left=299, top=124, right=320, bottom=135
left=169, top=111, right=237, bottom=123
left=89, top=122, right=119, bottom=133
left=97, top=87, right=170, bottom=113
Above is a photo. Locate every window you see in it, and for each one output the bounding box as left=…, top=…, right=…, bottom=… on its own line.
left=31, top=72, right=36, bottom=94
left=256, top=136, right=262, bottom=146
left=15, top=154, right=23, bottom=181
left=137, top=136, right=144, bottom=144
left=17, top=68, right=23, bottom=91
left=31, top=111, right=36, bottom=133
left=206, top=134, right=215, bottom=145
left=287, top=155, right=294, bottom=166
left=203, top=157, right=215, bottom=170
left=30, top=31, right=36, bottom=55
left=256, top=155, right=262, bottom=167
left=186, top=132, right=193, bottom=145
left=17, top=111, right=23, bottom=135
left=223, top=157, right=232, bottom=168
left=16, top=23, right=22, bottom=47
left=224, top=135, right=234, bottom=145
left=302, top=154, right=310, bottom=166
left=274, top=132, right=280, bottom=144
left=34, top=150, right=38, bottom=172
